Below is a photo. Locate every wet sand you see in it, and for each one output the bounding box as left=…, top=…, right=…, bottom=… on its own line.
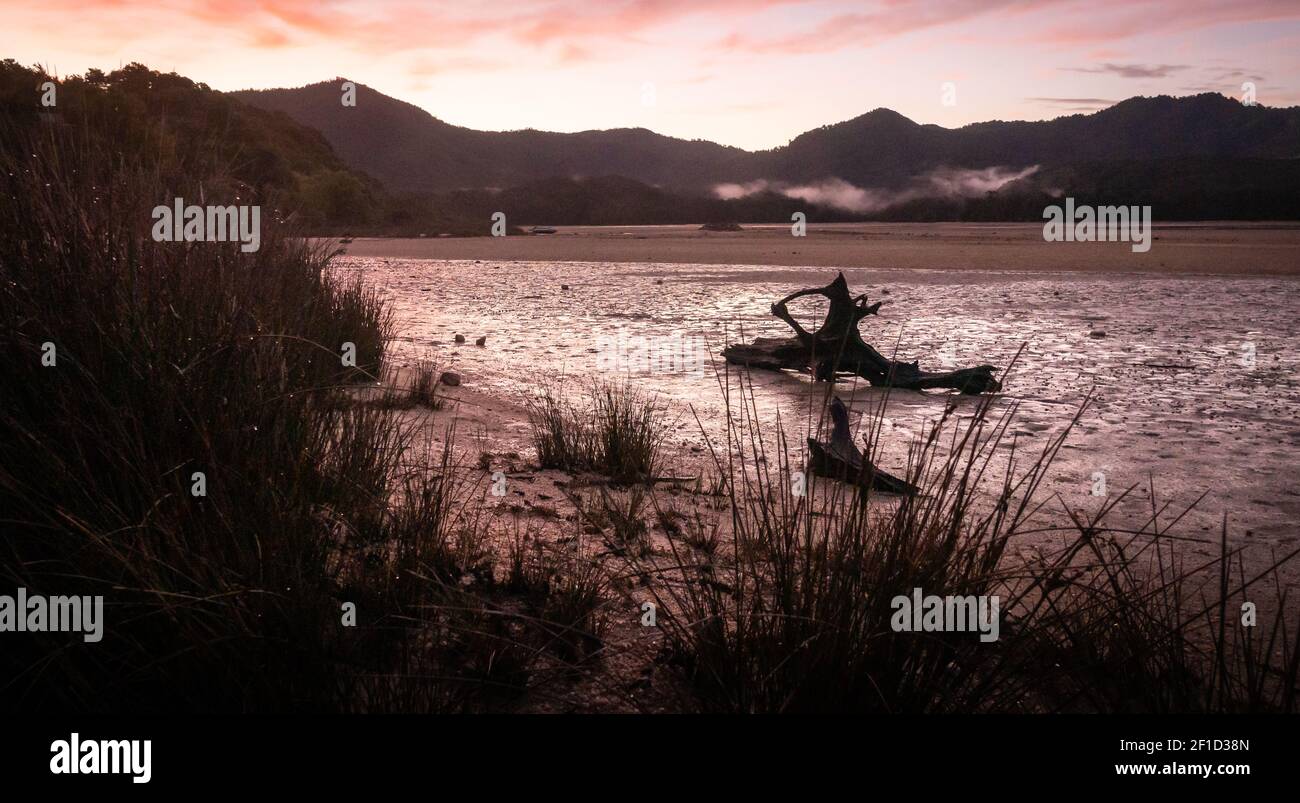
left=333, top=222, right=1300, bottom=276
left=341, top=222, right=1300, bottom=611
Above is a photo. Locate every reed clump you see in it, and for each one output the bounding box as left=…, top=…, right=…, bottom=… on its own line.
left=617, top=378, right=1299, bottom=713
left=527, top=380, right=667, bottom=483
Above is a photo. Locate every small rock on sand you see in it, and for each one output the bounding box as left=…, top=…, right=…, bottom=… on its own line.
left=1089, top=330, right=1107, bottom=338
left=454, top=334, right=466, bottom=344
left=439, top=371, right=461, bottom=387
left=475, top=336, right=486, bottom=346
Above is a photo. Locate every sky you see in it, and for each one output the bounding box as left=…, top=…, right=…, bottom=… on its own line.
left=3, top=0, right=1299, bottom=151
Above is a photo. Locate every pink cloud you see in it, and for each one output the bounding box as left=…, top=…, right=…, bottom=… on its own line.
left=717, top=0, right=1300, bottom=54
left=1032, top=0, right=1300, bottom=45
left=717, top=1, right=1053, bottom=55
left=19, top=0, right=1300, bottom=63
left=23, top=0, right=802, bottom=55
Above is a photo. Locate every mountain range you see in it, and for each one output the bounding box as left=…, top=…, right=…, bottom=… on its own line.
left=234, top=79, right=1300, bottom=206
left=4, top=60, right=1296, bottom=232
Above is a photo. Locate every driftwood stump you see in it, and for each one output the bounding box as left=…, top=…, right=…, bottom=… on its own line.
left=808, top=397, right=917, bottom=496
left=722, top=273, right=1000, bottom=395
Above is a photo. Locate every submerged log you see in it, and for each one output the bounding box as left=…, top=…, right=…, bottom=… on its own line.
left=722, top=273, right=1001, bottom=395
left=808, top=397, right=917, bottom=496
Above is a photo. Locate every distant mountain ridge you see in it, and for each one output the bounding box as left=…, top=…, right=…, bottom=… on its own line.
left=233, top=80, right=750, bottom=193
left=234, top=80, right=1300, bottom=198
left=7, top=60, right=1291, bottom=229
left=10, top=57, right=1284, bottom=226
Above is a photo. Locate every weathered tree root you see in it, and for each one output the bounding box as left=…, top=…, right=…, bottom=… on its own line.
left=808, top=397, right=918, bottom=496
left=722, top=272, right=1001, bottom=395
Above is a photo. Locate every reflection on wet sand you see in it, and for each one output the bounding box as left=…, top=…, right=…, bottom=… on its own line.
left=341, top=254, right=1300, bottom=580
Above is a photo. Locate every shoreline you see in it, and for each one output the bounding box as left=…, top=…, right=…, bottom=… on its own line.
left=324, top=222, right=1300, bottom=277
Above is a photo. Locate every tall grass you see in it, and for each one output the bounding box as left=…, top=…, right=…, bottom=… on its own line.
left=0, top=125, right=606, bottom=712
left=374, top=354, right=442, bottom=410
left=527, top=380, right=667, bottom=483
left=618, top=374, right=1299, bottom=713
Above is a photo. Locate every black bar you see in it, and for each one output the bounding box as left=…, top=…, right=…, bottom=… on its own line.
left=1, top=714, right=1286, bottom=790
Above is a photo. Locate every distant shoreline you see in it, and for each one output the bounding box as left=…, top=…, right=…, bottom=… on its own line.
left=323, top=222, right=1300, bottom=276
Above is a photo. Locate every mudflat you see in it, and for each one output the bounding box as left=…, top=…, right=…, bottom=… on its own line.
left=335, top=222, right=1300, bottom=602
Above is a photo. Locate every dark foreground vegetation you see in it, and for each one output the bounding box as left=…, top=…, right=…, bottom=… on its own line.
left=0, top=104, right=608, bottom=712
left=1, top=80, right=1296, bottom=713
left=536, top=380, right=1300, bottom=713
